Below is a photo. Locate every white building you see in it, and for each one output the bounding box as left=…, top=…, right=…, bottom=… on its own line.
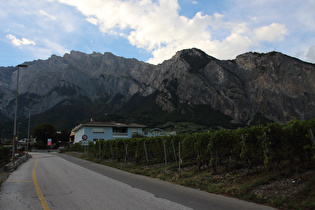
left=71, top=121, right=146, bottom=143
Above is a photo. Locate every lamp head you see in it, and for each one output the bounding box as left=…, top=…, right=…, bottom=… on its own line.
left=18, top=64, right=28, bottom=67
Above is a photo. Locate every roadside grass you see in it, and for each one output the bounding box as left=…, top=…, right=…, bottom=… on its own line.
left=67, top=152, right=315, bottom=210
left=289, top=175, right=315, bottom=209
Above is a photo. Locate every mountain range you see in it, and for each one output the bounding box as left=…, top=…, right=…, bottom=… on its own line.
left=1, top=48, right=315, bottom=132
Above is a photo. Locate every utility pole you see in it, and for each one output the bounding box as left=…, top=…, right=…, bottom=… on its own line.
left=12, top=64, right=27, bottom=160
left=27, top=109, right=33, bottom=153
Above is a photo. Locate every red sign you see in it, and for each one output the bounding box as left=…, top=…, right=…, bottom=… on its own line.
left=82, top=135, right=88, bottom=140
left=48, top=141, right=51, bottom=146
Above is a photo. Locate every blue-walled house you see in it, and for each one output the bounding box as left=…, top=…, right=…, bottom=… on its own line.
left=71, top=121, right=146, bottom=143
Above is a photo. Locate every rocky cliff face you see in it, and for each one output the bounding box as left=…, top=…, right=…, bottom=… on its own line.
left=1, top=48, right=315, bottom=125
left=234, top=52, right=315, bottom=123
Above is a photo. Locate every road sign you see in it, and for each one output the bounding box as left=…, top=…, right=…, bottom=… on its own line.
left=48, top=139, right=52, bottom=146
left=82, top=135, right=88, bottom=140
left=81, top=140, right=89, bottom=146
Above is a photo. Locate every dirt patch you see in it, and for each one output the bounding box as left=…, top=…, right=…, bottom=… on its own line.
left=253, top=178, right=304, bottom=199
left=252, top=170, right=315, bottom=200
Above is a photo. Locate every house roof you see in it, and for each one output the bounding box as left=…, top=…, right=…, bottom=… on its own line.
left=72, top=121, right=146, bottom=132
left=151, top=128, right=164, bottom=131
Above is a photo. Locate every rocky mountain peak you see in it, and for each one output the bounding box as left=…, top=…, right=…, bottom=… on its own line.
left=173, top=48, right=209, bottom=58
left=170, top=48, right=215, bottom=73
left=1, top=48, right=315, bottom=128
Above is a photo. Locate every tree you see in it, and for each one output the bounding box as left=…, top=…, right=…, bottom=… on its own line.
left=32, top=123, right=57, bottom=145
left=57, top=129, right=70, bottom=142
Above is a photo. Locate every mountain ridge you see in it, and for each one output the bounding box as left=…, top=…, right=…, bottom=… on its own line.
left=1, top=48, right=315, bottom=130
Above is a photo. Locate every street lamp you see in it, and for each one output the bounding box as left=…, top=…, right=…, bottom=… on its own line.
left=27, top=109, right=33, bottom=153
left=12, top=64, right=27, bottom=160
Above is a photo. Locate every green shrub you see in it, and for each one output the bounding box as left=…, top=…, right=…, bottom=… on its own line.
left=0, top=146, right=10, bottom=163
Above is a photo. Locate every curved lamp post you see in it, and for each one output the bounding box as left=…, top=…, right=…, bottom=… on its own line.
left=12, top=64, right=27, bottom=160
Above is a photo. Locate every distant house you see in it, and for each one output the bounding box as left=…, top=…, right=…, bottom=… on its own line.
left=17, top=138, right=28, bottom=146
left=17, top=138, right=32, bottom=150
left=143, top=128, right=176, bottom=137
left=71, top=121, right=146, bottom=143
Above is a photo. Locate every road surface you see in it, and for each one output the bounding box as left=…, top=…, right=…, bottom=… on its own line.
left=0, top=152, right=275, bottom=210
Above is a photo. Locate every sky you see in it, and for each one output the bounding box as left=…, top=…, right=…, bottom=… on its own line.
left=1, top=0, right=315, bottom=67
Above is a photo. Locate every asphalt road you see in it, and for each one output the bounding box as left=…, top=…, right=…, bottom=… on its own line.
left=0, top=152, right=275, bottom=210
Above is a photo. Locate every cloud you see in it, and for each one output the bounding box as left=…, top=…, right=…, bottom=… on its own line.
left=3, top=0, right=312, bottom=66
left=86, top=17, right=98, bottom=25
left=55, top=0, right=215, bottom=62
left=39, top=10, right=57, bottom=20
left=6, top=34, right=36, bottom=47
left=306, top=46, right=315, bottom=63
left=254, top=23, right=288, bottom=42
left=22, top=38, right=70, bottom=62
left=0, top=0, right=85, bottom=67
left=55, top=0, right=295, bottom=64
left=41, top=38, right=69, bottom=55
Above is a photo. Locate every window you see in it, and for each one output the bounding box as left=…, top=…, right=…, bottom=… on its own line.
left=132, top=128, right=138, bottom=135
left=93, top=128, right=104, bottom=133
left=113, top=127, right=127, bottom=133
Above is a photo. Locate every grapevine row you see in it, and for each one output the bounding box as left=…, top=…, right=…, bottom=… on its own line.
left=71, top=118, right=315, bottom=174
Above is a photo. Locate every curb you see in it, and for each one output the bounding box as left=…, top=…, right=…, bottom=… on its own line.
left=3, top=154, right=32, bottom=172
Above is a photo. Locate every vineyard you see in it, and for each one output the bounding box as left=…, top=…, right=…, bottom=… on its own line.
left=69, top=119, right=315, bottom=175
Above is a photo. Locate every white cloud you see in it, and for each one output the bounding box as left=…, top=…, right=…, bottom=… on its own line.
left=6, top=34, right=36, bottom=46
left=3, top=0, right=313, bottom=66
left=23, top=38, right=70, bottom=62
left=56, top=0, right=215, bottom=63
left=86, top=17, right=98, bottom=25
left=41, top=38, right=68, bottom=55
left=254, top=23, right=288, bottom=42
left=39, top=10, right=57, bottom=20
left=306, top=46, right=315, bottom=63
left=55, top=0, right=295, bottom=64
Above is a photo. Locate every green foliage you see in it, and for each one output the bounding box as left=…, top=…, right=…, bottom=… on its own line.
left=0, top=91, right=239, bottom=134
left=57, top=129, right=71, bottom=142
left=239, top=125, right=264, bottom=167
left=32, top=123, right=57, bottom=145
left=131, top=133, right=144, bottom=138
left=249, top=113, right=274, bottom=126
left=262, top=123, right=285, bottom=168
left=70, top=143, right=84, bottom=153
left=70, top=118, right=315, bottom=174
left=32, top=141, right=47, bottom=149
left=0, top=146, right=10, bottom=164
